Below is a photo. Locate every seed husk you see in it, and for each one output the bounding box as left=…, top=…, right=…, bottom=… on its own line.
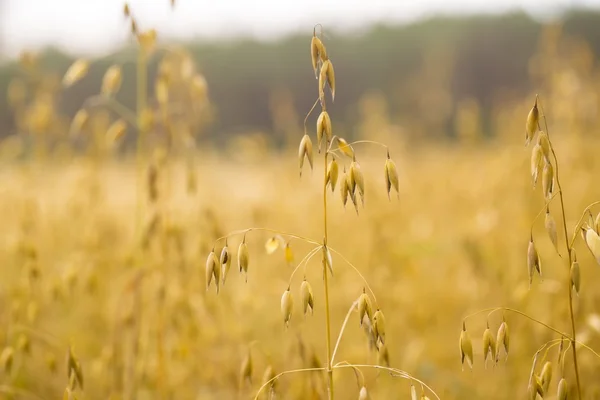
left=63, top=59, right=89, bottom=87
left=238, top=239, right=249, bottom=282
left=281, top=288, right=293, bottom=327
left=531, top=144, right=542, bottom=188
left=540, top=361, right=553, bottom=394
left=372, top=309, right=386, bottom=345
left=265, top=236, right=280, bottom=254
left=298, top=134, right=314, bottom=177
left=284, top=242, right=294, bottom=265
left=411, top=385, right=418, bottom=400
left=359, top=386, right=369, bottom=400
left=70, top=109, right=89, bottom=137
left=557, top=378, right=567, bottom=400
left=482, top=325, right=496, bottom=367
left=495, top=320, right=510, bottom=362
left=317, top=111, right=332, bottom=151
left=571, top=256, right=580, bottom=295
left=584, top=228, right=600, bottom=265
left=326, top=158, right=339, bottom=192
left=527, top=239, right=542, bottom=287
left=300, top=279, right=314, bottom=315
left=101, top=65, right=123, bottom=96
left=525, top=98, right=539, bottom=146
left=385, top=155, right=399, bottom=199
left=240, top=348, right=253, bottom=385
left=220, top=244, right=231, bottom=285
left=542, top=160, right=554, bottom=200
left=537, top=131, right=551, bottom=162
left=323, top=245, right=333, bottom=277
left=350, top=159, right=365, bottom=206
left=377, top=342, right=390, bottom=366
left=0, top=347, right=14, bottom=373
left=341, top=168, right=349, bottom=207
left=205, top=249, right=219, bottom=293
left=262, top=364, right=277, bottom=392
left=337, top=137, right=355, bottom=158
left=459, top=322, right=473, bottom=370
left=358, top=290, right=373, bottom=326
left=545, top=210, right=559, bottom=253
left=310, top=36, right=324, bottom=78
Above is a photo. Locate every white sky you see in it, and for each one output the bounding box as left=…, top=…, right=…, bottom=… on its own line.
left=1, top=0, right=599, bottom=58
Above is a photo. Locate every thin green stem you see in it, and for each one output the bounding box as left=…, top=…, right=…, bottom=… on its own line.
left=538, top=98, right=582, bottom=399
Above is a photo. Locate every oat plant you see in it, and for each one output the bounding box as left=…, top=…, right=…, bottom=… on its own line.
left=208, top=27, right=438, bottom=400
left=461, top=95, right=600, bottom=399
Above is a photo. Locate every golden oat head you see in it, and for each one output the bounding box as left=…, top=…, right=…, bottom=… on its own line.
left=262, top=364, right=277, bottom=391
left=265, top=236, right=280, bottom=254
left=341, top=168, right=349, bottom=208
left=326, top=158, right=339, bottom=192
left=101, top=65, right=123, bottom=96
left=358, top=291, right=373, bottom=327
left=459, top=322, right=473, bottom=370
left=411, top=384, right=418, bottom=400
left=527, top=238, right=542, bottom=287
left=240, top=348, right=253, bottom=385
left=570, top=256, right=580, bottom=295
left=337, top=137, right=355, bottom=158
left=525, top=97, right=539, bottom=146
left=377, top=342, right=390, bottom=366
left=316, top=110, right=332, bottom=151
left=385, top=155, right=399, bottom=200
left=300, top=279, right=314, bottom=316
left=70, top=109, right=90, bottom=137
left=220, top=244, right=231, bottom=285
left=541, top=160, right=554, bottom=200
left=530, top=144, right=542, bottom=188
left=540, top=361, right=553, bottom=394
left=537, top=131, right=550, bottom=162
left=238, top=240, right=249, bottom=282
left=310, top=35, right=324, bottom=79
left=205, top=249, right=219, bottom=293
left=528, top=376, right=544, bottom=400
left=544, top=210, right=559, bottom=254
left=372, top=309, right=386, bottom=345
left=298, top=134, right=314, bottom=177
left=495, top=320, right=509, bottom=363
left=281, top=288, right=294, bottom=327
left=0, top=347, right=14, bottom=374
left=557, top=378, right=567, bottom=400
left=482, top=325, right=496, bottom=368
left=63, top=59, right=90, bottom=88
left=284, top=241, right=294, bottom=265
left=584, top=227, right=600, bottom=265
left=322, top=245, right=333, bottom=277
left=350, top=159, right=365, bottom=206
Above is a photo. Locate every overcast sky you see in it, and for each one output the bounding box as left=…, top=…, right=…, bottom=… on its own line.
left=1, top=0, right=599, bottom=57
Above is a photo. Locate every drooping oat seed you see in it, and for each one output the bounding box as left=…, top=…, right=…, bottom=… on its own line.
left=101, top=65, right=123, bottom=96
left=359, top=386, right=370, bottom=400
left=220, top=244, right=231, bottom=285
left=281, top=288, right=294, bottom=327
left=372, top=309, right=386, bottom=345
left=238, top=239, right=249, bottom=281
left=358, top=290, right=373, bottom=326
left=350, top=158, right=365, bottom=206
left=300, top=279, right=314, bottom=315
left=459, top=322, right=473, bottom=370
left=545, top=210, right=559, bottom=253
left=411, top=385, right=418, bottom=400
left=298, top=134, right=314, bottom=177
left=540, top=361, right=553, bottom=394
left=70, top=109, right=89, bottom=136
left=337, top=137, right=355, bottom=158
left=571, top=253, right=580, bottom=295
left=265, top=237, right=280, bottom=254
left=557, top=378, right=567, bottom=400
left=240, top=348, right=253, bottom=385
left=527, top=238, right=542, bottom=286
left=482, top=324, right=496, bottom=368
left=0, top=347, right=14, bottom=373
left=385, top=154, right=399, bottom=200
left=284, top=242, right=294, bottom=265
left=377, top=342, right=390, bottom=366
left=63, top=59, right=89, bottom=87
left=326, top=158, right=339, bottom=192
left=495, top=319, right=509, bottom=362
left=123, top=3, right=130, bottom=17
left=525, top=97, right=539, bottom=146
left=317, top=111, right=332, bottom=152
left=584, top=228, right=600, bottom=265
left=262, top=364, right=277, bottom=392
left=537, top=131, right=550, bottom=162
left=310, top=36, right=324, bottom=78
left=542, top=160, right=554, bottom=200
left=323, top=245, right=333, bottom=277
left=531, top=144, right=542, bottom=188
left=205, top=249, right=218, bottom=292
left=341, top=168, right=349, bottom=208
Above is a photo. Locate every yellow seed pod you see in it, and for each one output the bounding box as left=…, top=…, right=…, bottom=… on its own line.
left=106, top=119, right=127, bottom=144
left=337, top=137, right=355, bottom=158
left=537, top=131, right=550, bottom=162
left=0, top=347, right=14, bottom=373
left=542, top=161, right=554, bottom=200
left=326, top=158, right=339, bottom=192
left=316, top=111, right=332, bottom=151
left=319, top=59, right=335, bottom=101
left=220, top=245, right=231, bottom=285
left=265, top=237, right=280, bottom=254
left=459, top=322, right=473, bottom=370
left=527, top=239, right=542, bottom=286
left=298, top=134, right=314, bottom=176
left=495, top=320, right=509, bottom=362
left=323, top=245, right=333, bottom=276
left=571, top=256, right=580, bottom=295
left=358, top=291, right=373, bottom=326
left=7, top=79, right=26, bottom=108
left=385, top=155, right=399, bottom=199
left=63, top=59, right=89, bottom=87
left=310, top=35, right=324, bottom=78
left=341, top=169, right=349, bottom=207
left=300, top=279, right=314, bottom=315
left=359, top=386, right=369, bottom=400
left=545, top=210, right=559, bottom=253
left=284, top=242, right=294, bottom=265
left=101, top=65, right=122, bottom=96
left=372, top=309, right=386, bottom=344
left=350, top=159, right=365, bottom=205
left=281, top=288, right=293, bottom=327
left=525, top=97, right=539, bottom=146
left=540, top=361, right=553, bottom=394
left=205, top=250, right=218, bottom=293
left=155, top=77, right=169, bottom=106
left=482, top=325, right=496, bottom=367
left=240, top=348, right=252, bottom=385
left=238, top=239, right=249, bottom=281
left=70, top=109, right=89, bottom=136
left=585, top=228, right=600, bottom=265
left=557, top=378, right=567, bottom=400
left=531, top=144, right=542, bottom=188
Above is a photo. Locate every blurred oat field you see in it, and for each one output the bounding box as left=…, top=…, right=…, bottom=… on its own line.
left=1, top=9, right=600, bottom=400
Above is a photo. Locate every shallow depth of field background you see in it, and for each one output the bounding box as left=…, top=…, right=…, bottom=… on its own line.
left=2, top=1, right=600, bottom=399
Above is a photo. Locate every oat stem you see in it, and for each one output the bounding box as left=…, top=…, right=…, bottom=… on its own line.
left=214, top=228, right=320, bottom=247
left=135, top=47, right=148, bottom=246
left=253, top=367, right=326, bottom=400
left=529, top=191, right=559, bottom=237
left=323, top=148, right=334, bottom=400
left=569, top=200, right=600, bottom=248
left=288, top=246, right=321, bottom=285
left=82, top=95, right=138, bottom=127
left=538, top=97, right=582, bottom=399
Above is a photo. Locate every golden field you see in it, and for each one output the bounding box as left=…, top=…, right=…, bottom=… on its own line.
left=2, top=14, right=600, bottom=400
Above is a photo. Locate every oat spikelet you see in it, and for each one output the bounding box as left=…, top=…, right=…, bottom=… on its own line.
left=265, top=237, right=280, bottom=254
left=284, top=242, right=294, bottom=265
left=281, top=288, right=293, bottom=327
left=525, top=97, right=539, bottom=146
left=101, top=65, right=123, bottom=96
left=341, top=168, right=349, bottom=207
left=323, top=245, right=333, bottom=277
left=310, top=35, right=324, bottom=78
left=220, top=244, right=231, bottom=285
left=0, top=347, right=14, bottom=373
left=123, top=3, right=130, bottom=17
left=537, top=131, right=551, bottom=162
left=358, top=289, right=373, bottom=326
left=240, top=348, right=253, bottom=385
left=482, top=324, right=496, bottom=368
left=584, top=228, right=600, bottom=265
left=66, top=346, right=84, bottom=390
left=385, top=153, right=399, bottom=199
left=63, top=59, right=89, bottom=87
left=359, top=386, right=370, bottom=400
left=527, top=238, right=542, bottom=286
left=557, top=378, right=567, bottom=400
left=316, top=111, right=332, bottom=151
left=411, top=384, right=418, bottom=400
left=495, top=319, right=510, bottom=362
left=377, top=342, right=390, bottom=366
left=350, top=158, right=365, bottom=206
left=298, top=134, right=314, bottom=177
left=238, top=239, right=249, bottom=281
left=326, top=158, right=339, bottom=192
left=528, top=376, right=544, bottom=400
left=205, top=249, right=218, bottom=292
left=70, top=109, right=89, bottom=136
left=300, top=279, right=314, bottom=315
left=540, top=361, right=553, bottom=394
left=545, top=210, right=559, bottom=253
left=542, top=160, right=554, bottom=200
left=262, top=365, right=277, bottom=393
left=106, top=119, right=127, bottom=143
left=571, top=252, right=580, bottom=295
left=372, top=309, right=386, bottom=345
left=459, top=322, right=473, bottom=370
left=337, top=137, right=355, bottom=158
left=531, top=144, right=542, bottom=188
